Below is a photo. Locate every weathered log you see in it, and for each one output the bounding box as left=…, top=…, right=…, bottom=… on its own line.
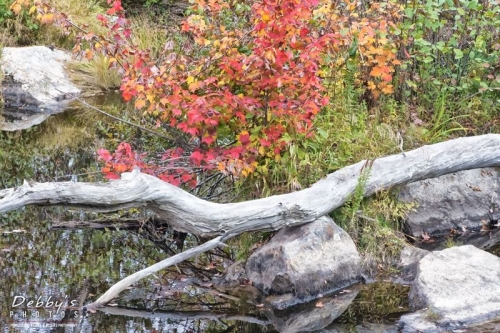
left=1, top=134, right=499, bottom=238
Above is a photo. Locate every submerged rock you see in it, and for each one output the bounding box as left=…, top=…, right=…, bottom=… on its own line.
left=0, top=46, right=81, bottom=131
left=398, top=167, right=500, bottom=239
left=246, top=216, right=362, bottom=308
left=399, top=245, right=500, bottom=332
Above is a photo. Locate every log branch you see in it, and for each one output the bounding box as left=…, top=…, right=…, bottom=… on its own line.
left=85, top=235, right=230, bottom=311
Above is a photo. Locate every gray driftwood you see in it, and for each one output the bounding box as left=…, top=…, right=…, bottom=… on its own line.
left=1, top=134, right=500, bottom=310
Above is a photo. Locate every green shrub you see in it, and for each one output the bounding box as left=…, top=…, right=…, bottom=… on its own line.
left=396, top=0, right=500, bottom=105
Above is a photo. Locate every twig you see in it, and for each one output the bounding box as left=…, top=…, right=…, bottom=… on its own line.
left=74, top=96, right=174, bottom=141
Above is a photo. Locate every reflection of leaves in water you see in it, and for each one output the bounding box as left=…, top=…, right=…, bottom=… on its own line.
left=333, top=282, right=410, bottom=325
left=0, top=112, right=100, bottom=189
left=0, top=110, right=272, bottom=332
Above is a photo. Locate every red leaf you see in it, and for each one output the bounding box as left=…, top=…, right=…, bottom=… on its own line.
left=97, top=148, right=112, bottom=162
left=190, top=151, right=203, bottom=166
left=202, top=136, right=215, bottom=145
left=112, top=0, right=123, bottom=11
left=181, top=173, right=193, bottom=183
left=104, top=172, right=120, bottom=179
left=239, top=132, right=250, bottom=146
left=170, top=177, right=181, bottom=187
left=134, top=56, right=143, bottom=69
left=260, top=138, right=271, bottom=147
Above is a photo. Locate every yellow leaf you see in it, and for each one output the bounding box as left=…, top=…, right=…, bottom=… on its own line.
left=367, top=81, right=376, bottom=91
left=186, top=76, right=195, bottom=85
left=381, top=84, right=394, bottom=94
left=29, top=5, right=37, bottom=14
left=189, top=81, right=200, bottom=92
left=146, top=93, right=155, bottom=104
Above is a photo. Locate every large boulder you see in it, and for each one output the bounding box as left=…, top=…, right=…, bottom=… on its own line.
left=1, top=46, right=81, bottom=131
left=398, top=167, right=500, bottom=238
left=246, top=216, right=362, bottom=308
left=399, top=245, right=500, bottom=332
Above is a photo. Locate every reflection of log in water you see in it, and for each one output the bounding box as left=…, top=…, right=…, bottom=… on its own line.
left=98, top=306, right=270, bottom=326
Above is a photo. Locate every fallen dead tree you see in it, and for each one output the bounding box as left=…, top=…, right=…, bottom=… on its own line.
left=1, top=134, right=500, bottom=311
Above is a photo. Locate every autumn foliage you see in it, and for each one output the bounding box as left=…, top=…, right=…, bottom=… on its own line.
left=11, top=0, right=402, bottom=187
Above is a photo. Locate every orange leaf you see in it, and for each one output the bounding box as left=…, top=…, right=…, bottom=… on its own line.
left=11, top=3, right=22, bottom=14
left=84, top=49, right=94, bottom=60
left=135, top=99, right=146, bottom=109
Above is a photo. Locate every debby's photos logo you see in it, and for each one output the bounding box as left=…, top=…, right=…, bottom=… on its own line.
left=9, top=295, right=80, bottom=328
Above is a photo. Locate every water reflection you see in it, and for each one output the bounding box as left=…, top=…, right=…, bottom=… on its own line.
left=263, top=287, right=360, bottom=333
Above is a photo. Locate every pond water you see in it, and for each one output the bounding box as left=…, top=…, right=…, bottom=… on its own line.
left=3, top=106, right=494, bottom=332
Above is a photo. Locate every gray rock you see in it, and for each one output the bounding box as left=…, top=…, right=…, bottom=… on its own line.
left=398, top=246, right=430, bottom=282
left=215, top=260, right=248, bottom=288
left=1, top=46, right=81, bottom=130
left=399, top=245, right=430, bottom=267
left=398, top=168, right=500, bottom=238
left=246, top=216, right=361, bottom=307
left=399, top=245, right=500, bottom=331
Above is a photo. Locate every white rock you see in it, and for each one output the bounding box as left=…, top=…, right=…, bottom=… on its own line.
left=399, top=245, right=500, bottom=331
